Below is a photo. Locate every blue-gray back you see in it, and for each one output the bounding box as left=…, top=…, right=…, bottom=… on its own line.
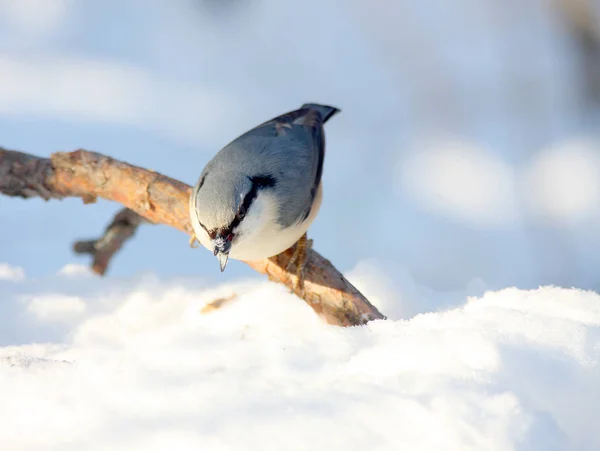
left=199, top=103, right=340, bottom=228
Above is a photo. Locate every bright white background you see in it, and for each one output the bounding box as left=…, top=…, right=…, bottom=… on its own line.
left=1, top=1, right=600, bottom=449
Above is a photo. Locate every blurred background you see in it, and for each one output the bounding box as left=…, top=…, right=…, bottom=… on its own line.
left=2, top=0, right=600, bottom=308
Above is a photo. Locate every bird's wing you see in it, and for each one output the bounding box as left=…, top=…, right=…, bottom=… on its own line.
left=225, top=105, right=338, bottom=225
left=277, top=108, right=325, bottom=221
left=254, top=107, right=325, bottom=219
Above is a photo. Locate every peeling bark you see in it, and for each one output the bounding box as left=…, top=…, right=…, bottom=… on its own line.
left=0, top=147, right=386, bottom=326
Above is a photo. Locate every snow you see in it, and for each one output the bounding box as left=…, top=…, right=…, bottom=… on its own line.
left=0, top=263, right=599, bottom=450
left=1, top=1, right=600, bottom=449
left=25, top=294, right=87, bottom=323
left=0, top=263, right=25, bottom=281
left=57, top=264, right=93, bottom=278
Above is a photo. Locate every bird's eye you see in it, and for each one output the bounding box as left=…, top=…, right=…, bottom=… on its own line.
left=238, top=208, right=246, bottom=219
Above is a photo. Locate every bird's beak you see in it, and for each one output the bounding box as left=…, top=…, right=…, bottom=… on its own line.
left=212, top=235, right=232, bottom=273
left=216, top=251, right=229, bottom=272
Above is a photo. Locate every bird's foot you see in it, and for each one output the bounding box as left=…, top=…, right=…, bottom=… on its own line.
left=286, top=233, right=312, bottom=294
left=189, top=234, right=199, bottom=248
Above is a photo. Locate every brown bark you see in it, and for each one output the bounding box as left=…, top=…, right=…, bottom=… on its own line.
left=0, top=147, right=386, bottom=326
left=72, top=208, right=148, bottom=275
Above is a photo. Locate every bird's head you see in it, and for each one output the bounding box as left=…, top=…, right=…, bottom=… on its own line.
left=190, top=168, right=277, bottom=272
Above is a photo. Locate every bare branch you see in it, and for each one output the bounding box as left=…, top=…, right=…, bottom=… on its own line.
left=73, top=208, right=148, bottom=275
left=0, top=147, right=386, bottom=326
left=0, top=149, right=60, bottom=200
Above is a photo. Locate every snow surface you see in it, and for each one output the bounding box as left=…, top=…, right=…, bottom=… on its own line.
left=2, top=2, right=600, bottom=449
left=1, top=263, right=599, bottom=451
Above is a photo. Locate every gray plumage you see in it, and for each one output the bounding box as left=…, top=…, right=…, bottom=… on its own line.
left=189, top=102, right=340, bottom=268
left=192, top=103, right=339, bottom=230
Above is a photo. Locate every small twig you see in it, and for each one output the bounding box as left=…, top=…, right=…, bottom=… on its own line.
left=73, top=208, right=149, bottom=275
left=200, top=293, right=238, bottom=314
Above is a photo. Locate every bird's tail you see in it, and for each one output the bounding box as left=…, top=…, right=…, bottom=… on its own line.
left=301, top=103, right=341, bottom=123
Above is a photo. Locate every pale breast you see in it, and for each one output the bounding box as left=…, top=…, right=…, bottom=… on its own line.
left=229, top=183, right=323, bottom=261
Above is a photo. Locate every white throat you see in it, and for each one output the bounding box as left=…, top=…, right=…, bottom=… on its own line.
left=229, top=190, right=292, bottom=261
left=192, top=186, right=322, bottom=262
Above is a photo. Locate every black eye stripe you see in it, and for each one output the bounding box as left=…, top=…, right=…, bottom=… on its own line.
left=229, top=175, right=276, bottom=229
left=208, top=174, right=277, bottom=239
left=250, top=175, right=276, bottom=188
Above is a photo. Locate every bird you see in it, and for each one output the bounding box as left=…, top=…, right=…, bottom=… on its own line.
left=189, top=102, right=340, bottom=283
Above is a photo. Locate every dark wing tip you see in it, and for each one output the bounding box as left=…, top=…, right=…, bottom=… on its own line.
left=300, top=103, right=341, bottom=123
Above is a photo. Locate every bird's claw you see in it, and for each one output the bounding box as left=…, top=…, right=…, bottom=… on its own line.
left=286, top=233, right=311, bottom=294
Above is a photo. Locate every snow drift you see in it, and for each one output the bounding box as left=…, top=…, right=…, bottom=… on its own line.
left=0, top=263, right=599, bottom=450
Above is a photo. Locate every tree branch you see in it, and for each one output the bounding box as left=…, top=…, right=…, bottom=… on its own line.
left=0, top=147, right=386, bottom=326
left=73, top=208, right=148, bottom=275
